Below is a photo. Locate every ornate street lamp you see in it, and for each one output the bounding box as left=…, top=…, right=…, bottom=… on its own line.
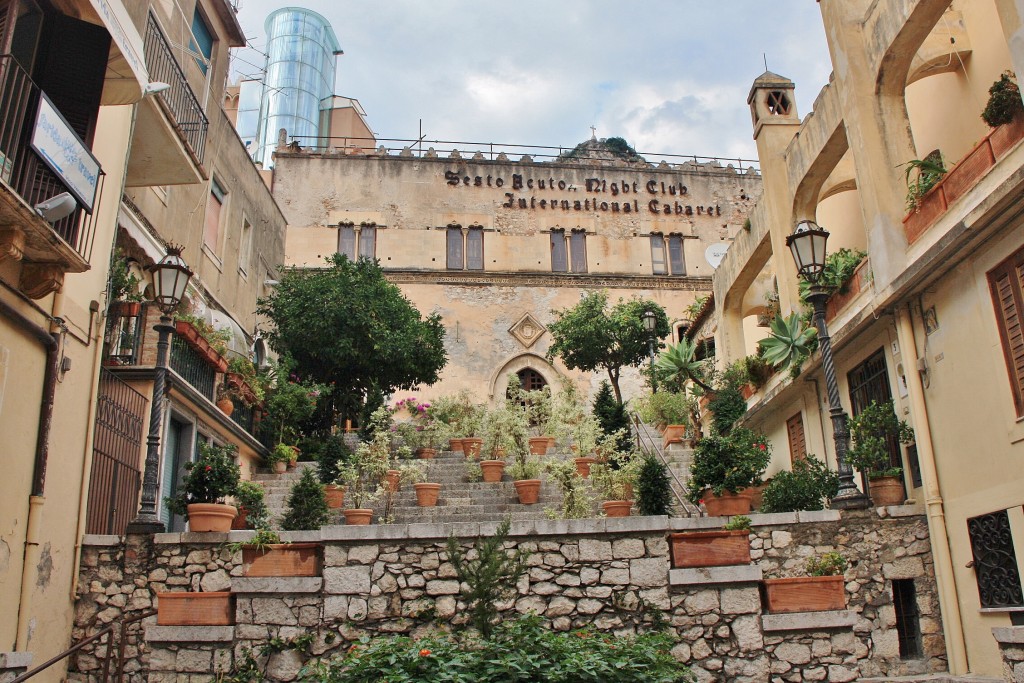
left=642, top=310, right=658, bottom=393
left=785, top=221, right=870, bottom=509
left=126, top=245, right=193, bottom=534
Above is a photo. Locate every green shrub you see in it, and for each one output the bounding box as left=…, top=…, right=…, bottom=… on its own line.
left=806, top=551, right=848, bottom=577
left=759, top=457, right=839, bottom=513
left=164, top=442, right=240, bottom=516
left=982, top=71, right=1023, bottom=127
left=281, top=468, right=330, bottom=531
left=311, top=435, right=351, bottom=485
left=295, top=615, right=693, bottom=682
left=707, top=384, right=746, bottom=436
left=687, top=428, right=770, bottom=504
left=593, top=381, right=632, bottom=450
left=636, top=454, right=673, bottom=516
left=234, top=481, right=268, bottom=530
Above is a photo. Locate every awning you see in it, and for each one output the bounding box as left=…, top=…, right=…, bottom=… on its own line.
left=88, top=0, right=149, bottom=105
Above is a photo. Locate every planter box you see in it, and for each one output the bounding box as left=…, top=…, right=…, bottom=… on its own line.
left=156, top=592, right=234, bottom=625
left=942, top=138, right=995, bottom=207
left=702, top=489, right=752, bottom=517
left=902, top=184, right=947, bottom=245
left=662, top=424, right=687, bottom=448
left=174, top=320, right=228, bottom=373
left=669, top=529, right=751, bottom=568
left=241, top=543, right=321, bottom=577
left=990, top=115, right=1024, bottom=158
left=762, top=576, right=846, bottom=614
left=825, top=259, right=870, bottom=322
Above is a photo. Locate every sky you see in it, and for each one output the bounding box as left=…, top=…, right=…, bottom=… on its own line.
left=230, top=2, right=834, bottom=163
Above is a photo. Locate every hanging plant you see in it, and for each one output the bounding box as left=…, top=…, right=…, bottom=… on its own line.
left=982, top=71, right=1024, bottom=127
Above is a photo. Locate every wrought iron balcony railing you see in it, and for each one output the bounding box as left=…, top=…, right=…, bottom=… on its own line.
left=0, top=55, right=104, bottom=263
left=143, top=14, right=208, bottom=163
left=170, top=336, right=216, bottom=401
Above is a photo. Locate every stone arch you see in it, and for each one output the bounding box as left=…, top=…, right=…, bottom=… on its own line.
left=487, top=352, right=562, bottom=403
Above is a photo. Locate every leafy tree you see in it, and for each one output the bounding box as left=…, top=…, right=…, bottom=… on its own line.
left=258, top=255, right=447, bottom=427
left=547, top=292, right=669, bottom=404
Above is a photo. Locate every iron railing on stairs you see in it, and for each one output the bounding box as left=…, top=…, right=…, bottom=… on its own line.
left=12, top=609, right=156, bottom=682
left=631, top=415, right=702, bottom=517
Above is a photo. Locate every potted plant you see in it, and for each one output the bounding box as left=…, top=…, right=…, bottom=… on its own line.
left=591, top=444, right=639, bottom=517
left=635, top=454, right=673, bottom=516
left=336, top=419, right=391, bottom=524
left=164, top=442, right=240, bottom=532
left=481, top=399, right=529, bottom=482
left=266, top=442, right=294, bottom=474
left=543, top=458, right=593, bottom=519
left=984, top=71, right=1024, bottom=157
left=215, top=384, right=236, bottom=416
left=670, top=515, right=751, bottom=568
left=225, top=355, right=267, bottom=407
left=232, top=480, right=267, bottom=530
left=686, top=428, right=771, bottom=516
left=759, top=456, right=838, bottom=513
left=232, top=528, right=322, bottom=578
left=280, top=468, right=330, bottom=531
left=846, top=399, right=914, bottom=507
left=308, top=435, right=351, bottom=508
left=762, top=552, right=848, bottom=614
left=106, top=250, right=144, bottom=317
left=508, top=378, right=554, bottom=454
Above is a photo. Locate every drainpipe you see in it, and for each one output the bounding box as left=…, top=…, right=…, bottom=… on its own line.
left=894, top=305, right=968, bottom=674
left=0, top=297, right=60, bottom=651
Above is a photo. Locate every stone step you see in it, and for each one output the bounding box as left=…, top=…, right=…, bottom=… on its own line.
left=857, top=675, right=1002, bottom=683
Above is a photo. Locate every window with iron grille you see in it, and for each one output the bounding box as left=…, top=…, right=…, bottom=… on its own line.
left=847, top=348, right=902, bottom=470
left=892, top=579, right=923, bottom=658
left=966, top=509, right=1024, bottom=609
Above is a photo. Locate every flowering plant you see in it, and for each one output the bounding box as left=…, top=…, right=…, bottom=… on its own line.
left=260, top=357, right=331, bottom=446
left=686, top=427, right=771, bottom=504
left=165, top=442, right=240, bottom=516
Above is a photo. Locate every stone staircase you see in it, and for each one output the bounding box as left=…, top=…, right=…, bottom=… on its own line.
left=632, top=420, right=699, bottom=517
left=254, top=448, right=599, bottom=528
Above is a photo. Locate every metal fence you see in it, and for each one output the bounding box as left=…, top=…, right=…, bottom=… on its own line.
left=170, top=336, right=216, bottom=400
left=86, top=370, right=147, bottom=535
left=144, top=14, right=208, bottom=162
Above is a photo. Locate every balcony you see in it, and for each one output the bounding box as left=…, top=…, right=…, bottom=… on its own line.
left=0, top=55, right=106, bottom=290
left=124, top=14, right=208, bottom=187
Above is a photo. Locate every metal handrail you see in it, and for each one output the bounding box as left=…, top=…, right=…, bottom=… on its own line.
left=12, top=609, right=156, bottom=682
left=631, top=414, right=702, bottom=517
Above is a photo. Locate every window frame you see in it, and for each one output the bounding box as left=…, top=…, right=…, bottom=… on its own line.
left=338, top=223, right=357, bottom=260
left=203, top=177, right=226, bottom=255
left=650, top=234, right=667, bottom=275
left=988, top=245, right=1024, bottom=418
left=466, top=226, right=484, bottom=271
left=667, top=234, right=685, bottom=275
left=190, top=6, right=214, bottom=76
left=550, top=229, right=568, bottom=273
left=569, top=229, right=587, bottom=273
left=446, top=227, right=464, bottom=270
left=238, top=214, right=253, bottom=277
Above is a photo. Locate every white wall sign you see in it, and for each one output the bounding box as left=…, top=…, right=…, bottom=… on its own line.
left=30, top=95, right=101, bottom=213
left=705, top=243, right=729, bottom=269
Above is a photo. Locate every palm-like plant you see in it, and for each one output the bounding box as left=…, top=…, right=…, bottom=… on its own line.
left=760, top=313, right=816, bottom=370
left=654, top=339, right=712, bottom=393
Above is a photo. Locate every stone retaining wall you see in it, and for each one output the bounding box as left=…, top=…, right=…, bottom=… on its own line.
left=71, top=507, right=946, bottom=682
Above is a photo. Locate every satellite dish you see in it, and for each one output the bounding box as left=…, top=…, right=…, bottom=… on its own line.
left=705, top=243, right=729, bottom=269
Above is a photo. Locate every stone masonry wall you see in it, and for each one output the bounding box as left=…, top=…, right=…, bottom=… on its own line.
left=71, top=507, right=945, bottom=683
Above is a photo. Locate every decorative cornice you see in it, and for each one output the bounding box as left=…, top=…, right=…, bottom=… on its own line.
left=382, top=269, right=713, bottom=291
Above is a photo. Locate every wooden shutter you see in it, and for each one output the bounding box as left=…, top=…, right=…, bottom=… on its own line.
left=550, top=230, right=567, bottom=272
left=466, top=228, right=483, bottom=270
left=338, top=225, right=356, bottom=260
left=650, top=234, right=666, bottom=275
left=569, top=230, right=587, bottom=273
left=668, top=235, right=686, bottom=275
left=786, top=412, right=806, bottom=463
left=446, top=227, right=463, bottom=269
left=358, top=225, right=376, bottom=260
left=988, top=246, right=1024, bottom=417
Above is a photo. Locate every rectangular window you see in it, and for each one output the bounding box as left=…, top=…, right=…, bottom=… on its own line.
left=786, top=412, right=806, bottom=463
left=650, top=234, right=667, bottom=275
left=466, top=227, right=484, bottom=270
left=569, top=230, right=587, bottom=273
left=988, top=246, right=1024, bottom=418
left=551, top=230, right=567, bottom=272
left=847, top=348, right=901, bottom=470
left=190, top=7, right=213, bottom=75
left=668, top=235, right=686, bottom=275
left=203, top=178, right=225, bottom=252
left=967, top=509, right=1024, bottom=609
left=446, top=227, right=463, bottom=269
left=238, top=216, right=252, bottom=276
left=338, top=225, right=356, bottom=260
left=358, top=225, right=376, bottom=260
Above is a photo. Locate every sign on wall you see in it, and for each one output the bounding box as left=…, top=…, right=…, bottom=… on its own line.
left=30, top=94, right=101, bottom=213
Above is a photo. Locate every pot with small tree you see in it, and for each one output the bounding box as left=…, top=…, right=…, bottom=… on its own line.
left=106, top=250, right=144, bottom=318
left=481, top=398, right=529, bottom=482
left=266, top=442, right=295, bottom=474
left=762, top=551, right=848, bottom=614
left=281, top=467, right=330, bottom=531
left=164, top=442, right=240, bottom=532
left=231, top=480, right=268, bottom=530
left=846, top=399, right=914, bottom=507
left=686, top=428, right=771, bottom=516
left=590, top=440, right=640, bottom=517
left=308, top=434, right=351, bottom=508
left=984, top=71, right=1024, bottom=157
left=336, top=409, right=392, bottom=524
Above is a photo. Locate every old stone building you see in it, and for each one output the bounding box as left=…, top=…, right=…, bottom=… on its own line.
left=275, top=138, right=761, bottom=404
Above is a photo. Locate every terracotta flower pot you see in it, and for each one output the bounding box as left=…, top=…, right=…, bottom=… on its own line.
left=990, top=114, right=1024, bottom=158
left=869, top=475, right=906, bottom=507
left=547, top=436, right=556, bottom=449
left=762, top=576, right=846, bottom=614
left=216, top=396, right=235, bottom=416
left=111, top=300, right=142, bottom=318
left=462, top=437, right=483, bottom=459
left=602, top=500, right=632, bottom=517
left=513, top=479, right=541, bottom=505
left=272, top=461, right=287, bottom=474
left=574, top=456, right=597, bottom=478
left=662, top=424, right=687, bottom=447
left=157, top=591, right=234, bottom=626
left=480, top=460, right=505, bottom=482
left=449, top=438, right=464, bottom=453
left=324, top=484, right=346, bottom=509
left=231, top=507, right=249, bottom=530
left=242, top=543, right=321, bottom=577
left=414, top=482, right=441, bottom=507
left=186, top=503, right=237, bottom=532
left=528, top=437, right=550, bottom=455
left=342, top=508, right=374, bottom=525
left=669, top=530, right=751, bottom=568
left=416, top=447, right=437, bottom=460
left=386, top=469, right=401, bottom=492
left=702, top=490, right=753, bottom=517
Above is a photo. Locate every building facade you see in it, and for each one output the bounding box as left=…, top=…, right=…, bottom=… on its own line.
left=705, top=0, right=1024, bottom=676
left=274, top=139, right=760, bottom=405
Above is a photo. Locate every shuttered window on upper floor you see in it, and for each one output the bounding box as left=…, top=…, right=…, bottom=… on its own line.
left=988, top=244, right=1024, bottom=418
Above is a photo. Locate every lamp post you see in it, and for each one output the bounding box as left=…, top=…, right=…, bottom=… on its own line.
left=785, top=221, right=870, bottom=510
left=126, top=245, right=193, bottom=534
left=642, top=310, right=658, bottom=393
